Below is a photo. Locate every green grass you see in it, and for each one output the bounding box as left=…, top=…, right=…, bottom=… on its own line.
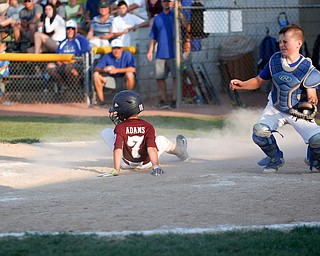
left=0, top=227, right=319, bottom=255
left=0, top=116, right=224, bottom=143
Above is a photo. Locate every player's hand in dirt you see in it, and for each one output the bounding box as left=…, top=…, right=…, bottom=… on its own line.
left=151, top=166, right=164, bottom=176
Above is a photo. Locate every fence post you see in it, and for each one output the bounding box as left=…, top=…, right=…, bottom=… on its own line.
left=174, top=0, right=181, bottom=107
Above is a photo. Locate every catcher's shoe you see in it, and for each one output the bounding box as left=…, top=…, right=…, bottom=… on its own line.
left=304, top=158, right=320, bottom=172
left=257, top=157, right=271, bottom=166
left=175, top=134, right=189, bottom=161
left=263, top=158, right=285, bottom=174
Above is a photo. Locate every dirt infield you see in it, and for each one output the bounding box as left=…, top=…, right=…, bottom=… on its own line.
left=1, top=91, right=320, bottom=234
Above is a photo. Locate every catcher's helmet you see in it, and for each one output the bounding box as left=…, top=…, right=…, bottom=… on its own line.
left=109, top=90, right=144, bottom=124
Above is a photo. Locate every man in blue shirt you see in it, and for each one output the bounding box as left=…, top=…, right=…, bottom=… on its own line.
left=147, top=0, right=187, bottom=109
left=47, top=20, right=90, bottom=93
left=93, top=39, right=136, bottom=106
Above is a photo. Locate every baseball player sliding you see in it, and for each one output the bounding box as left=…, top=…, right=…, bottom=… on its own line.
left=230, top=24, right=320, bottom=173
left=99, top=90, right=189, bottom=177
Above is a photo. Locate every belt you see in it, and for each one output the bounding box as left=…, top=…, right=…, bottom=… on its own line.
left=122, top=158, right=149, bottom=166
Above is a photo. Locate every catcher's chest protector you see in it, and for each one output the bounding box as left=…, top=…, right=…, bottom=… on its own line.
left=269, top=52, right=315, bottom=112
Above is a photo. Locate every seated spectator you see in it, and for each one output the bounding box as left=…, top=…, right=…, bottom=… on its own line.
left=15, top=0, right=42, bottom=47
left=112, top=0, right=148, bottom=46
left=84, top=0, right=100, bottom=32
left=65, top=0, right=85, bottom=34
left=86, top=1, right=114, bottom=47
left=0, top=1, right=9, bottom=20
left=109, top=0, right=118, bottom=16
left=27, top=3, right=65, bottom=53
left=146, top=0, right=162, bottom=26
left=0, top=42, right=9, bottom=96
left=35, top=0, right=46, bottom=9
left=0, top=0, right=23, bottom=42
left=0, top=0, right=22, bottom=27
left=48, top=0, right=65, bottom=19
left=60, top=0, right=68, bottom=6
left=47, top=20, right=90, bottom=93
left=93, top=39, right=136, bottom=106
left=85, top=0, right=117, bottom=32
left=126, top=0, right=148, bottom=20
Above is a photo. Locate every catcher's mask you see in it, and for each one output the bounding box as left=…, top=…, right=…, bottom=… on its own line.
left=109, top=90, right=144, bottom=125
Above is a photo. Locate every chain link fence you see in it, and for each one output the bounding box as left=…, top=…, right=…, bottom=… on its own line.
left=0, top=54, right=91, bottom=104
left=179, top=2, right=320, bottom=105
left=1, top=2, right=320, bottom=106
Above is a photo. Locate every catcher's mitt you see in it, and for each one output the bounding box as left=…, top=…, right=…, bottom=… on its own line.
left=289, top=102, right=318, bottom=121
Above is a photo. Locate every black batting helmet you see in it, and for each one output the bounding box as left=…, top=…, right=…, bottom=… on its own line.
left=109, top=90, right=144, bottom=124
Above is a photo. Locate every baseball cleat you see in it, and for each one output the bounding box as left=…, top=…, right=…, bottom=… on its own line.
left=263, top=158, right=285, bottom=174
left=257, top=157, right=271, bottom=166
left=176, top=134, right=189, bottom=161
left=304, top=158, right=320, bottom=172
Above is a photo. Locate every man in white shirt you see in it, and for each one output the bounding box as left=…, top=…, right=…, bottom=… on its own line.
left=112, top=0, right=148, bottom=46
left=127, top=0, right=148, bottom=20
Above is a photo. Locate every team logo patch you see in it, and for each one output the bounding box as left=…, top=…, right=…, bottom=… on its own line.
left=279, top=75, right=292, bottom=82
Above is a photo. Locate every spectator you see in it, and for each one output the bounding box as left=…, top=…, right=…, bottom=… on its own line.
left=0, top=0, right=23, bottom=26
left=146, top=0, right=162, bottom=26
left=0, top=42, right=9, bottom=96
left=86, top=1, right=114, bottom=47
left=35, top=0, right=46, bottom=9
left=55, top=20, right=89, bottom=54
left=0, top=1, right=9, bottom=19
left=147, top=0, right=188, bottom=109
left=48, top=0, right=65, bottom=19
left=126, top=0, right=148, bottom=20
left=147, top=0, right=175, bottom=109
left=112, top=0, right=148, bottom=46
left=65, top=0, right=85, bottom=34
left=47, top=19, right=90, bottom=93
left=0, top=0, right=23, bottom=43
left=84, top=0, right=100, bottom=32
left=60, top=0, right=68, bottom=6
left=93, top=39, right=136, bottom=106
left=27, top=3, right=65, bottom=53
left=15, top=0, right=42, bottom=47
left=109, top=0, right=118, bottom=16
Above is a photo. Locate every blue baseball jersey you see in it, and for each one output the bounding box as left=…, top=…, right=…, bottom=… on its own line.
left=56, top=35, right=90, bottom=55
left=149, top=10, right=175, bottom=59
left=96, top=50, right=136, bottom=78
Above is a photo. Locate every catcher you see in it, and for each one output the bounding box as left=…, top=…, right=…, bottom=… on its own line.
left=99, top=90, right=189, bottom=177
left=230, top=24, right=320, bottom=173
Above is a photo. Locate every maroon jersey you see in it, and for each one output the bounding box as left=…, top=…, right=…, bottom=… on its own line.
left=114, top=118, right=158, bottom=163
